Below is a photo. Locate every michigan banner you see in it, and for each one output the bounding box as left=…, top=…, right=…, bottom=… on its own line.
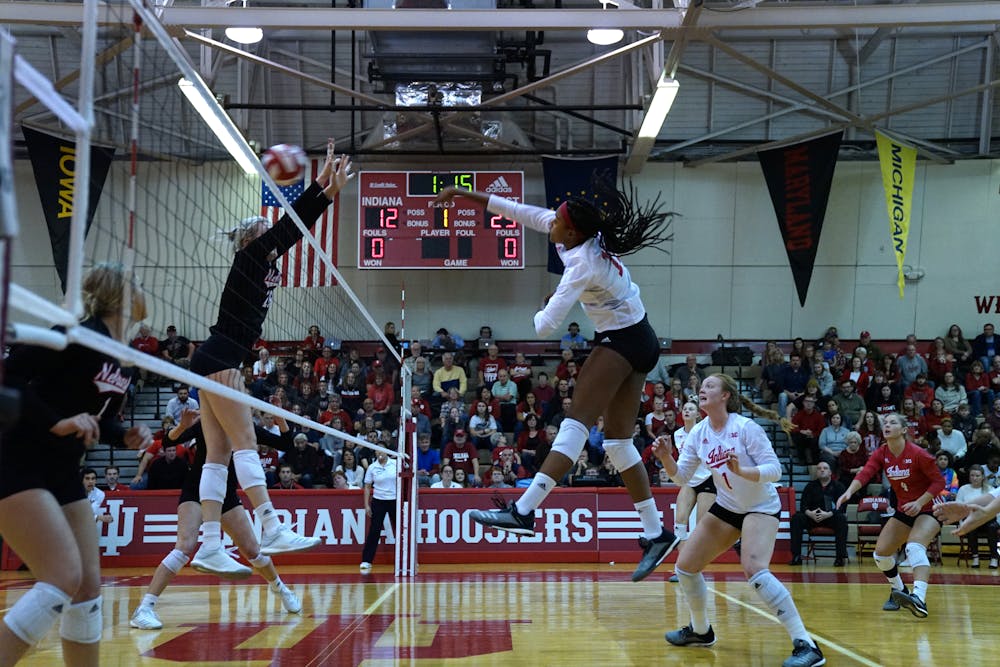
left=875, top=131, right=917, bottom=298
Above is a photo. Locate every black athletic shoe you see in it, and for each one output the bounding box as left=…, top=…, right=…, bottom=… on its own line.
left=632, top=528, right=680, bottom=582
left=883, top=590, right=901, bottom=611
left=665, top=624, right=716, bottom=647
left=469, top=501, right=535, bottom=536
left=890, top=588, right=929, bottom=618
left=782, top=639, right=826, bottom=667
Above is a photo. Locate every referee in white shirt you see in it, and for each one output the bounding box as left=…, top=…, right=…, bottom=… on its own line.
left=360, top=450, right=397, bottom=570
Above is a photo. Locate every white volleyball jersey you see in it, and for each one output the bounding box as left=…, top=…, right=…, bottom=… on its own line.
left=674, top=425, right=712, bottom=486
left=674, top=412, right=782, bottom=514
left=487, top=196, right=646, bottom=338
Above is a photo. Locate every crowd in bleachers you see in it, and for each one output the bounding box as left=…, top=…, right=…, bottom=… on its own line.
left=121, top=321, right=1000, bottom=504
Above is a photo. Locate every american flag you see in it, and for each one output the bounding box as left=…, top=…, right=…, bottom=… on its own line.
left=261, top=158, right=339, bottom=287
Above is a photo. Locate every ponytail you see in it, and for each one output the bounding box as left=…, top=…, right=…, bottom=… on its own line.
left=564, top=174, right=675, bottom=257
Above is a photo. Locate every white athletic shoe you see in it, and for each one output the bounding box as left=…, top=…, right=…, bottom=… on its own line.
left=129, top=605, right=163, bottom=630
left=260, top=527, right=321, bottom=556
left=273, top=584, right=302, bottom=614
left=360, top=562, right=372, bottom=571
left=191, top=544, right=253, bottom=579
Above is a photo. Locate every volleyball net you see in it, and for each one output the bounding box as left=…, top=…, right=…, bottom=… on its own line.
left=3, top=0, right=419, bottom=574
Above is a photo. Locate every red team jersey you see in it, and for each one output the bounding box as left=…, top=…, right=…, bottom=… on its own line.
left=853, top=441, right=945, bottom=512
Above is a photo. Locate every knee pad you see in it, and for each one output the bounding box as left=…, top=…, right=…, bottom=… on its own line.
left=3, top=581, right=71, bottom=646
left=199, top=462, right=228, bottom=504
left=160, top=548, right=190, bottom=574
left=873, top=552, right=896, bottom=572
left=604, top=438, right=642, bottom=472
left=747, top=569, right=790, bottom=609
left=59, top=596, right=102, bottom=645
left=905, top=542, right=930, bottom=569
left=549, top=419, right=589, bottom=462
left=233, top=449, right=267, bottom=490
left=249, top=553, right=272, bottom=570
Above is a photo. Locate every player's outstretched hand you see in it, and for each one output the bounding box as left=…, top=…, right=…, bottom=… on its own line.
left=835, top=491, right=851, bottom=509
left=124, top=424, right=153, bottom=450
left=650, top=434, right=673, bottom=462
left=322, top=153, right=353, bottom=200
left=51, top=412, right=100, bottom=446
left=933, top=501, right=975, bottom=524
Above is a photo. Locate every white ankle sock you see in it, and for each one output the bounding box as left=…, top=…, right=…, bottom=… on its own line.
left=515, top=473, right=556, bottom=516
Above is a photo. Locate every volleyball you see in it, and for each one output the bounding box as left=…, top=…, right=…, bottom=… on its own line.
left=261, top=143, right=306, bottom=185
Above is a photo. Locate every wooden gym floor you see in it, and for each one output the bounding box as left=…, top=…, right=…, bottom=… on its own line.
left=1, top=561, right=997, bottom=666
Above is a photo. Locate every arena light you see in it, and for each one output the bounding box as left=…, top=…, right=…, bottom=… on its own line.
left=637, top=77, right=680, bottom=140
left=224, top=0, right=263, bottom=45
left=177, top=77, right=258, bottom=175
left=587, top=0, right=624, bottom=46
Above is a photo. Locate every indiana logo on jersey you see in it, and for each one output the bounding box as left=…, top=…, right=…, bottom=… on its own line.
left=93, top=362, right=131, bottom=394
left=886, top=464, right=911, bottom=480
left=706, top=445, right=733, bottom=468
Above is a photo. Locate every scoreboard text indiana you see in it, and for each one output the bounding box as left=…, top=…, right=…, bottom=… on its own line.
left=357, top=171, right=525, bottom=269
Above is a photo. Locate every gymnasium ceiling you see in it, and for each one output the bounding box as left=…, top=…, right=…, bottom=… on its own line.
left=3, top=0, right=1000, bottom=171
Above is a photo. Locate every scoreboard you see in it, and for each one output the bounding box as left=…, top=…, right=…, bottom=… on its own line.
left=357, top=171, right=525, bottom=269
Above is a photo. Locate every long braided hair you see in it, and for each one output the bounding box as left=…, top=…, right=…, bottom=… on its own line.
left=563, top=173, right=675, bottom=257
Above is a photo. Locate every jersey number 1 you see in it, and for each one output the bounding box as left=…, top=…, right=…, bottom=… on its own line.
left=721, top=471, right=733, bottom=490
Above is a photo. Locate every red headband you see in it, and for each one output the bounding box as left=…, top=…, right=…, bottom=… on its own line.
left=556, top=201, right=577, bottom=233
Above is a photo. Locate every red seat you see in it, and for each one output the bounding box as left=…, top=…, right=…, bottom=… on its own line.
left=804, top=525, right=841, bottom=561
left=853, top=496, right=890, bottom=558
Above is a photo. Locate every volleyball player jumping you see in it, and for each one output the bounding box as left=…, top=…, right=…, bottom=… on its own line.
left=191, top=143, right=353, bottom=575
left=432, top=179, right=678, bottom=582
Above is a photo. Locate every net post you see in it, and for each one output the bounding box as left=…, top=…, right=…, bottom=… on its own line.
left=395, top=365, right=418, bottom=577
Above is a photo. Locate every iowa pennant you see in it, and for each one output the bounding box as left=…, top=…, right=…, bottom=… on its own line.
left=757, top=131, right=843, bottom=307
left=22, top=126, right=115, bottom=293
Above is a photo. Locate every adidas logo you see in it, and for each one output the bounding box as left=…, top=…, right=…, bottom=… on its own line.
left=485, top=175, right=513, bottom=194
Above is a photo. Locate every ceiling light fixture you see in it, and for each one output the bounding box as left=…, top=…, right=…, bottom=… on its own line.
left=177, top=77, right=258, bottom=175
left=587, top=0, right=624, bottom=46
left=224, top=0, right=263, bottom=45
left=637, top=77, right=680, bottom=140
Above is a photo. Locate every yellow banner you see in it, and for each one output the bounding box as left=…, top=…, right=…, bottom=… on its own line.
left=875, top=130, right=917, bottom=298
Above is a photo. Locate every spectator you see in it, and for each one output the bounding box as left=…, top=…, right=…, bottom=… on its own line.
left=837, top=431, right=869, bottom=492
left=560, top=321, right=587, bottom=350
left=589, top=416, right=607, bottom=465
left=453, top=467, right=474, bottom=488
left=371, top=345, right=400, bottom=388
left=366, top=369, right=395, bottom=427
left=973, top=323, right=999, bottom=370
left=469, top=402, right=499, bottom=451
left=791, top=395, right=825, bottom=467
left=935, top=451, right=959, bottom=500
left=314, top=345, right=340, bottom=390
left=759, top=346, right=786, bottom=403
left=838, top=355, right=871, bottom=398
left=431, top=465, right=462, bottom=489
left=492, top=368, right=519, bottom=431
left=415, top=434, right=441, bottom=487
left=402, top=340, right=424, bottom=375
left=476, top=325, right=494, bottom=348
left=788, top=461, right=848, bottom=566
left=338, top=347, right=366, bottom=384
left=954, top=465, right=999, bottom=568
left=832, top=379, right=866, bottom=429
left=819, top=413, right=850, bottom=470
left=963, top=361, right=992, bottom=418
left=332, top=470, right=360, bottom=489
left=165, top=386, right=199, bottom=425
left=515, top=391, right=543, bottom=435
left=871, top=383, right=899, bottom=417
left=897, top=344, right=928, bottom=388
left=811, top=360, right=835, bottom=399
left=411, top=357, right=433, bottom=397
left=258, top=443, right=281, bottom=488
left=674, top=354, right=705, bottom=388
left=284, top=433, right=329, bottom=488
left=932, top=371, right=965, bottom=415
left=432, top=352, right=468, bottom=402
left=103, top=466, right=126, bottom=495
left=876, top=354, right=902, bottom=390
left=858, top=411, right=884, bottom=456
left=549, top=396, right=574, bottom=431
left=778, top=352, right=810, bottom=418
left=272, top=463, right=304, bottom=490
left=645, top=397, right=672, bottom=442
left=131, top=323, right=159, bottom=357
left=478, top=344, right=507, bottom=388
left=431, top=327, right=464, bottom=351
left=302, top=324, right=325, bottom=355
left=159, top=324, right=194, bottom=368
left=336, top=449, right=363, bottom=488
left=383, top=321, right=401, bottom=352
left=83, top=468, right=113, bottom=526
left=952, top=401, right=977, bottom=444
left=516, top=413, right=546, bottom=473
left=486, top=468, right=513, bottom=489
left=442, top=429, right=479, bottom=483
left=944, top=324, right=974, bottom=374
left=509, top=351, right=533, bottom=399
left=471, top=386, right=501, bottom=421
left=338, top=369, right=364, bottom=415
left=531, top=372, right=556, bottom=413
left=957, top=424, right=1000, bottom=480
left=252, top=348, right=275, bottom=381
left=987, top=454, right=1000, bottom=490
left=927, top=337, right=953, bottom=386
left=148, top=444, right=187, bottom=490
